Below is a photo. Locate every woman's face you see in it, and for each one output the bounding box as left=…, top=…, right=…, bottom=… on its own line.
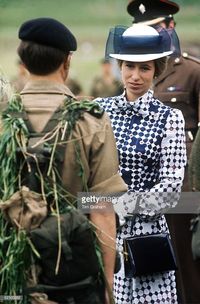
left=121, top=60, right=155, bottom=101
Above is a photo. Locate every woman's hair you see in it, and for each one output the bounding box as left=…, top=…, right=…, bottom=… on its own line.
left=17, top=41, right=69, bottom=75
left=154, top=57, right=167, bottom=78
left=117, top=56, right=167, bottom=78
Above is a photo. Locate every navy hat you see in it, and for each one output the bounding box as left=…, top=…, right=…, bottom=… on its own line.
left=127, top=0, right=179, bottom=24
left=18, top=17, right=77, bottom=52
left=106, top=24, right=172, bottom=62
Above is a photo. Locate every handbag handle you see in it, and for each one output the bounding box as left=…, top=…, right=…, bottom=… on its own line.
left=130, top=194, right=140, bottom=234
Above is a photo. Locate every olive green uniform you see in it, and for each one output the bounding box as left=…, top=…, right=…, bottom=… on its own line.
left=90, top=76, right=124, bottom=98
left=154, top=54, right=200, bottom=164
left=65, top=77, right=83, bottom=96
left=154, top=54, right=200, bottom=304
left=20, top=80, right=127, bottom=196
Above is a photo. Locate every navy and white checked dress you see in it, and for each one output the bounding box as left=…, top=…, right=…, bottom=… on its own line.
left=96, top=90, right=186, bottom=304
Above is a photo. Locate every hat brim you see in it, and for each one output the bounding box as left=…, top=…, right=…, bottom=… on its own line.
left=136, top=17, right=166, bottom=26
left=109, top=51, right=172, bottom=62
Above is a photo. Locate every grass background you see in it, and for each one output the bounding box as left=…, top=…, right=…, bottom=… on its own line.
left=0, top=0, right=199, bottom=94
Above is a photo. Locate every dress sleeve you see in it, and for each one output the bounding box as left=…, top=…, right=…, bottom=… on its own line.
left=139, top=109, right=187, bottom=216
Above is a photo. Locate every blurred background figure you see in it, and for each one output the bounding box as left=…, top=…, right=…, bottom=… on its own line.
left=65, top=77, right=83, bottom=97
left=127, top=0, right=200, bottom=303
left=11, top=59, right=29, bottom=93
left=90, top=58, right=123, bottom=98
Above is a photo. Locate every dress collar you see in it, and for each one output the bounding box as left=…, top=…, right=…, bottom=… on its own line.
left=112, top=89, right=153, bottom=116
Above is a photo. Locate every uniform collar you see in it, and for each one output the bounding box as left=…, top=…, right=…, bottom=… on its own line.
left=153, top=56, right=182, bottom=86
left=169, top=55, right=183, bottom=66
left=112, top=89, right=152, bottom=116
left=20, top=79, right=75, bottom=98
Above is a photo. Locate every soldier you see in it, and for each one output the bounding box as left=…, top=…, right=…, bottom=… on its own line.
left=90, top=59, right=124, bottom=98
left=1, top=17, right=127, bottom=303
left=127, top=1, right=200, bottom=303
left=153, top=55, right=200, bottom=176
left=65, top=77, right=83, bottom=97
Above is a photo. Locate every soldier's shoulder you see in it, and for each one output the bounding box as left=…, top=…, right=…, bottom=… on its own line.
left=182, top=52, right=200, bottom=65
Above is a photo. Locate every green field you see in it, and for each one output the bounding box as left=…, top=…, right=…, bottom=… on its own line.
left=0, top=0, right=199, bottom=93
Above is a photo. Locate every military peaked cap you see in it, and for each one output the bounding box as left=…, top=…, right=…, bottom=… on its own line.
left=18, top=17, right=77, bottom=52
left=127, top=0, right=179, bottom=22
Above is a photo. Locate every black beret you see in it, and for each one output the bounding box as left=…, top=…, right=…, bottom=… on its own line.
left=127, top=0, right=179, bottom=22
left=18, top=17, right=77, bottom=52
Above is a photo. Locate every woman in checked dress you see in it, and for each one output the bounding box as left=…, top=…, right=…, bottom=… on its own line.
left=96, top=24, right=186, bottom=303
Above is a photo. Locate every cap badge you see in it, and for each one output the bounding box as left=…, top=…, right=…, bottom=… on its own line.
left=139, top=3, right=146, bottom=14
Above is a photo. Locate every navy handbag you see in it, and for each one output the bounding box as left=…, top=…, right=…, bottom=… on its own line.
left=123, top=232, right=177, bottom=277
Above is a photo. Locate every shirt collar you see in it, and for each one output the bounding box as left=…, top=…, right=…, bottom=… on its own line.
left=112, top=89, right=153, bottom=116
left=20, top=79, right=75, bottom=98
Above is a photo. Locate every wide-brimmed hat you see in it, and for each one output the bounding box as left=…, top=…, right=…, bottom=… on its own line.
left=127, top=0, right=179, bottom=25
left=106, top=24, right=172, bottom=62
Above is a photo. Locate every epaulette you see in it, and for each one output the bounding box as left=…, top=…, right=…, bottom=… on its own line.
left=87, top=103, right=104, bottom=118
left=182, top=52, right=200, bottom=64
